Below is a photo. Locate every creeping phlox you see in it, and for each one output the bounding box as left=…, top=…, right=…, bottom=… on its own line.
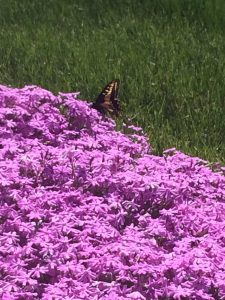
left=0, top=84, right=225, bottom=300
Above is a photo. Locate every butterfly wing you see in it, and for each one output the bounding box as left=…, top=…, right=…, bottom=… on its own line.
left=110, top=79, right=120, bottom=117
left=92, top=79, right=120, bottom=116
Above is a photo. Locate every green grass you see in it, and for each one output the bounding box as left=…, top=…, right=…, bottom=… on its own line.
left=0, top=0, right=225, bottom=164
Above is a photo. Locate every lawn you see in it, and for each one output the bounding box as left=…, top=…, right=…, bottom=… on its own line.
left=0, top=0, right=224, bottom=163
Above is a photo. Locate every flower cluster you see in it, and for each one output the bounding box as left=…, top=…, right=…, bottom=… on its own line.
left=0, top=84, right=225, bottom=299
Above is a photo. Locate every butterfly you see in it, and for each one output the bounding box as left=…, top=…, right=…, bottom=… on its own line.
left=92, top=79, right=120, bottom=117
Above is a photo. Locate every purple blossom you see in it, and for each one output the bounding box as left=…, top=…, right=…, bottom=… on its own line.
left=0, top=84, right=225, bottom=299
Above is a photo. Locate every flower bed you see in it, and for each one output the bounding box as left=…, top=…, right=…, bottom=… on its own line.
left=0, top=85, right=225, bottom=299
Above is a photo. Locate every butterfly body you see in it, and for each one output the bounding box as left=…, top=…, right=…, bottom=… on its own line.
left=92, top=79, right=120, bottom=117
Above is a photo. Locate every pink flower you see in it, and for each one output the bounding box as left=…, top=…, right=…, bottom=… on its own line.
left=0, top=84, right=224, bottom=299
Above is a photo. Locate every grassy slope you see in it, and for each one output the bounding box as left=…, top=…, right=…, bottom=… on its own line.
left=0, top=0, right=224, bottom=163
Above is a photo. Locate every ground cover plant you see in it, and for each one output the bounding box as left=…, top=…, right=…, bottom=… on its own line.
left=0, top=84, right=225, bottom=299
left=0, top=0, right=225, bottom=163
